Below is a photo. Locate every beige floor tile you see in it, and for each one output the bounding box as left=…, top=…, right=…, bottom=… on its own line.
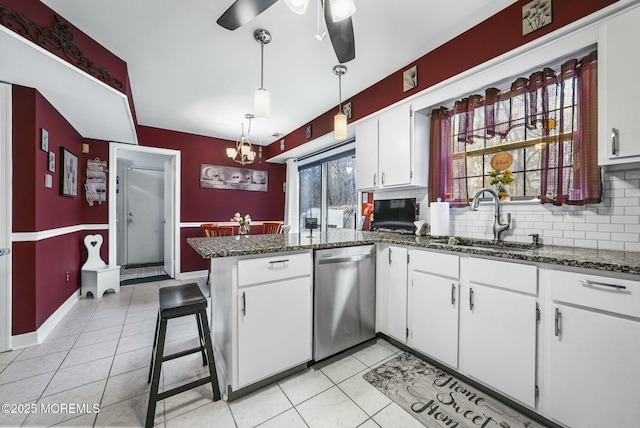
left=61, top=339, right=118, bottom=368
left=296, top=386, right=368, bottom=428
left=258, top=408, right=308, bottom=428
left=83, top=313, right=127, bottom=333
left=43, top=356, right=112, bottom=397
left=111, top=346, right=153, bottom=376
left=102, top=366, right=155, bottom=407
left=0, top=349, right=22, bottom=365
left=121, top=317, right=157, bottom=338
left=73, top=325, right=122, bottom=348
left=338, top=369, right=391, bottom=416
left=278, top=367, right=333, bottom=405
left=350, top=342, right=396, bottom=367
left=0, top=350, right=66, bottom=385
left=318, top=354, right=368, bottom=384
left=165, top=399, right=235, bottom=428
left=94, top=391, right=163, bottom=427
left=116, top=330, right=155, bottom=354
left=358, top=419, right=382, bottom=428
left=229, top=384, right=293, bottom=428
left=162, top=375, right=220, bottom=421
left=372, top=403, right=425, bottom=428
left=0, top=371, right=55, bottom=403
left=15, top=334, right=76, bottom=361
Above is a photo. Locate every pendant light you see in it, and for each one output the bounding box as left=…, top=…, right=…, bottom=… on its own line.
left=329, top=0, right=356, bottom=22
left=284, top=0, right=310, bottom=14
left=254, top=29, right=271, bottom=122
left=227, top=114, right=256, bottom=165
left=333, top=65, right=347, bottom=140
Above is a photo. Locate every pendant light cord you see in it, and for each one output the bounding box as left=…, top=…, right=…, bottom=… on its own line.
left=338, top=73, right=342, bottom=114
left=260, top=41, right=264, bottom=90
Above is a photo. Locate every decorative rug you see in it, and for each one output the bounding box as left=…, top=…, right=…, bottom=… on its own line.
left=363, top=352, right=547, bottom=428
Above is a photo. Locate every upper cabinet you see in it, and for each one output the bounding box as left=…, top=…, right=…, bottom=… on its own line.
left=355, top=103, right=429, bottom=191
left=599, top=4, right=640, bottom=167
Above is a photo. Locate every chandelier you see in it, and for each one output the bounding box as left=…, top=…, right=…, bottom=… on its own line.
left=226, top=114, right=260, bottom=165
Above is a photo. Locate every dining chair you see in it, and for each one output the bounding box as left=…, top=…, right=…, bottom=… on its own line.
left=212, top=226, right=234, bottom=236
left=262, top=222, right=282, bottom=234
left=201, top=223, right=217, bottom=237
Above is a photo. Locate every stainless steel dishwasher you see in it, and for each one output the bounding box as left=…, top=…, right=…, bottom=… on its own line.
left=314, top=245, right=376, bottom=361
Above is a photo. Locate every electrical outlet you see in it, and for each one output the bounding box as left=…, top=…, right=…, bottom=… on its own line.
left=65, top=271, right=70, bottom=282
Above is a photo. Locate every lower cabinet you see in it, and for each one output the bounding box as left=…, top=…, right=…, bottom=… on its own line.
left=459, top=257, right=538, bottom=408
left=408, top=250, right=459, bottom=368
left=237, top=276, right=312, bottom=388
left=376, top=245, right=408, bottom=342
left=544, top=270, right=640, bottom=428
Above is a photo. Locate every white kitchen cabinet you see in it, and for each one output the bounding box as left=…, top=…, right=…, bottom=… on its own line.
left=408, top=250, right=459, bottom=368
left=459, top=257, right=538, bottom=407
left=376, top=245, right=408, bottom=342
left=354, top=103, right=428, bottom=190
left=211, top=250, right=313, bottom=395
left=544, top=270, right=640, bottom=428
left=599, top=4, right=640, bottom=167
left=355, top=117, right=379, bottom=190
left=237, top=276, right=312, bottom=388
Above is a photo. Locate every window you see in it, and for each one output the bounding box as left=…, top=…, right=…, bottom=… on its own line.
left=299, top=150, right=356, bottom=232
left=428, top=50, right=601, bottom=206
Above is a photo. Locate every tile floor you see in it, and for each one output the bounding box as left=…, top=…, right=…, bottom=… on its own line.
left=120, top=265, right=168, bottom=282
left=0, top=277, right=429, bottom=428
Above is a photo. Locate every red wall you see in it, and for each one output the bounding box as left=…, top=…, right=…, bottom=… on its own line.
left=11, top=86, right=110, bottom=335
left=136, top=125, right=286, bottom=272
left=265, top=0, right=618, bottom=159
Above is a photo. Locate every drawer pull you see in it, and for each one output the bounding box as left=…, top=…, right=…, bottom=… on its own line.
left=268, top=259, right=289, bottom=269
left=451, top=283, right=456, bottom=306
left=241, top=292, right=246, bottom=316
left=611, top=128, right=618, bottom=156
left=469, top=287, right=474, bottom=311
left=579, top=279, right=627, bottom=291
left=555, top=307, right=561, bottom=337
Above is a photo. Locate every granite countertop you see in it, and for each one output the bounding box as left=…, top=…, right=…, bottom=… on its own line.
left=187, top=230, right=640, bottom=276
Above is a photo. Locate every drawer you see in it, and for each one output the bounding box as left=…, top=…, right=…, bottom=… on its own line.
left=410, top=249, right=459, bottom=279
left=549, top=270, right=640, bottom=318
left=238, top=252, right=311, bottom=287
left=468, top=257, right=537, bottom=295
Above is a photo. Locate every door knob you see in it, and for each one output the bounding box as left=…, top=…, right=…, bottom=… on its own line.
left=128, top=212, right=134, bottom=216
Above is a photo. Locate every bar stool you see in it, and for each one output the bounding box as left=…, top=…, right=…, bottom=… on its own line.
left=146, top=283, right=221, bottom=428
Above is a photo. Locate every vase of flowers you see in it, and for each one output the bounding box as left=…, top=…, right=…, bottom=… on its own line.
left=231, top=212, right=251, bottom=235
left=489, top=169, right=514, bottom=201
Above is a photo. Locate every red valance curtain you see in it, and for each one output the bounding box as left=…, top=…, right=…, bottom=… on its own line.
left=428, top=51, right=602, bottom=206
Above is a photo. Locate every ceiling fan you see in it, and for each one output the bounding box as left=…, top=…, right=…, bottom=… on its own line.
left=217, top=0, right=356, bottom=63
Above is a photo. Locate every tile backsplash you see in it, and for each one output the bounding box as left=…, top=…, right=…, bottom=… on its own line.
left=374, top=168, right=640, bottom=252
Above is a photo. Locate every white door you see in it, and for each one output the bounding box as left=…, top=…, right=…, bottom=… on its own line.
left=0, top=83, right=11, bottom=352
left=459, top=284, right=537, bottom=407
left=237, top=277, right=312, bottom=388
left=125, top=168, right=164, bottom=265
left=355, top=118, right=379, bottom=190
left=410, top=271, right=459, bottom=368
left=387, top=246, right=408, bottom=342
left=163, top=159, right=175, bottom=277
left=378, top=103, right=411, bottom=187
left=548, top=304, right=640, bottom=428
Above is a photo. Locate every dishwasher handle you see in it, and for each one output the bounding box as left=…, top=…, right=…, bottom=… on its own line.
left=317, top=253, right=373, bottom=265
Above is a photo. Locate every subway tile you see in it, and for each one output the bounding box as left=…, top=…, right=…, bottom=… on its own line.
left=597, top=223, right=625, bottom=233
left=573, top=239, right=598, bottom=249
left=574, top=223, right=599, bottom=232
left=611, top=233, right=639, bottom=243
left=610, top=215, right=639, bottom=224
left=598, top=241, right=624, bottom=251
left=553, top=223, right=574, bottom=231
left=552, top=238, right=574, bottom=247
left=625, top=224, right=640, bottom=233
left=586, top=232, right=611, bottom=241
left=563, top=231, right=585, bottom=240
left=585, top=216, right=611, bottom=224
left=613, top=197, right=640, bottom=207
left=625, top=242, right=640, bottom=252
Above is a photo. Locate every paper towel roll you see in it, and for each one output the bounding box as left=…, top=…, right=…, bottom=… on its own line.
left=430, top=201, right=450, bottom=236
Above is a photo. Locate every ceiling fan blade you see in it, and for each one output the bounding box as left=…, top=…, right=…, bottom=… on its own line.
left=323, top=0, right=355, bottom=63
left=217, top=0, right=278, bottom=30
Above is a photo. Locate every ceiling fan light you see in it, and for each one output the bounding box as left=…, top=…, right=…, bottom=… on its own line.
left=330, top=0, right=356, bottom=22
left=284, top=0, right=309, bottom=14
left=226, top=148, right=237, bottom=159
left=334, top=112, right=347, bottom=140
left=254, top=88, right=270, bottom=122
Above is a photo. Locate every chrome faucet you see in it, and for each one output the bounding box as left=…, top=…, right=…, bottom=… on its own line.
left=470, top=188, right=511, bottom=242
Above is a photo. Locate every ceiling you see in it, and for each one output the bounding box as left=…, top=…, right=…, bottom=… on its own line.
left=40, top=0, right=517, bottom=146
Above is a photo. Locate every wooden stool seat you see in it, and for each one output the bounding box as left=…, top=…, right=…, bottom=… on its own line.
left=146, top=283, right=220, bottom=427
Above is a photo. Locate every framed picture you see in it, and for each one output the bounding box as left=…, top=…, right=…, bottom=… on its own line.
left=60, top=147, right=78, bottom=197
left=200, top=164, right=268, bottom=192
left=403, top=65, right=417, bottom=92
left=41, top=128, right=48, bottom=152
left=48, top=151, right=55, bottom=172
left=522, top=0, right=552, bottom=36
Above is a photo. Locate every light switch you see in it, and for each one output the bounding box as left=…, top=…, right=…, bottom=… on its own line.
left=44, top=174, right=53, bottom=188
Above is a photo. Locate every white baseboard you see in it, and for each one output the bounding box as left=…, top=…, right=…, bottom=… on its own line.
left=179, top=270, right=207, bottom=281
left=11, top=290, right=80, bottom=349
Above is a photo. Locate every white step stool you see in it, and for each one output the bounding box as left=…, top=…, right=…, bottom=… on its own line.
left=81, top=234, right=120, bottom=298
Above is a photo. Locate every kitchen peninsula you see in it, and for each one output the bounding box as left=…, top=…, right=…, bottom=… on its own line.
left=188, top=230, right=640, bottom=427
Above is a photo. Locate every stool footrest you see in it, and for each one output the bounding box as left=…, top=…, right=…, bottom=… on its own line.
left=162, top=346, right=205, bottom=363
left=157, top=376, right=213, bottom=401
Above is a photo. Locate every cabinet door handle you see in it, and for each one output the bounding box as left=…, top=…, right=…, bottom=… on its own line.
left=381, top=171, right=385, bottom=185
left=554, top=307, right=561, bottom=337
left=241, top=292, right=246, bottom=316
left=579, top=279, right=627, bottom=291
left=388, top=248, right=392, bottom=264
left=451, top=283, right=456, bottom=306
left=373, top=173, right=377, bottom=186
left=611, top=128, right=618, bottom=156
left=469, top=287, right=474, bottom=310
